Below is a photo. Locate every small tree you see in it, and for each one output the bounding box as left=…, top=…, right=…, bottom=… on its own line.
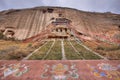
left=27, top=43, right=32, bottom=48
left=0, top=32, right=4, bottom=39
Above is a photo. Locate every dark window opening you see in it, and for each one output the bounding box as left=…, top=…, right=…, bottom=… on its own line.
left=7, top=30, right=13, bottom=32
left=60, top=29, right=62, bottom=32
left=6, top=30, right=15, bottom=36
left=51, top=17, right=55, bottom=20
left=65, top=28, right=67, bottom=32
left=59, top=13, right=62, bottom=17
left=42, top=10, right=46, bottom=13
left=47, top=8, right=54, bottom=13
left=48, top=35, right=68, bottom=39
left=71, top=34, right=74, bottom=37
left=78, top=32, right=83, bottom=35
left=56, top=29, right=58, bottom=32
left=118, top=25, right=120, bottom=28
left=0, top=29, right=5, bottom=33
left=5, top=27, right=15, bottom=29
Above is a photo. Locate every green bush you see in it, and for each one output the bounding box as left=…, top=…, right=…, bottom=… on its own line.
left=8, top=50, right=27, bottom=60
left=96, top=45, right=120, bottom=51
left=0, top=32, right=4, bottom=39
left=28, top=43, right=32, bottom=47
left=0, top=32, right=16, bottom=41
left=96, top=46, right=104, bottom=50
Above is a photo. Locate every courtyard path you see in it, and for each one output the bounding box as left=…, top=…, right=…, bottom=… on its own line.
left=61, top=39, right=67, bottom=60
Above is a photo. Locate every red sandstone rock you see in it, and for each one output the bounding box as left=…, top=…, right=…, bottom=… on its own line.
left=0, top=60, right=120, bottom=80
left=0, top=7, right=120, bottom=43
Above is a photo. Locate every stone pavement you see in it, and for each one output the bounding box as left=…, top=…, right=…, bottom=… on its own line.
left=0, top=60, right=120, bottom=80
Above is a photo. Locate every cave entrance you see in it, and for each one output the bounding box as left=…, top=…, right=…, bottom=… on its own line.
left=3, top=27, right=15, bottom=38
left=119, top=25, right=120, bottom=28
left=5, top=30, right=15, bottom=38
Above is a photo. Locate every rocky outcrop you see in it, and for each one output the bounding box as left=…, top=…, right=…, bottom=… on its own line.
left=0, top=7, right=120, bottom=43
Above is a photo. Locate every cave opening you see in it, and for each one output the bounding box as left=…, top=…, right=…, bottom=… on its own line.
left=65, top=28, right=67, bottom=32
left=50, top=17, right=55, bottom=20
left=42, top=9, right=46, bottom=13
left=78, top=32, right=83, bottom=35
left=0, top=29, right=5, bottom=33
left=47, top=8, right=54, bottom=13
left=118, top=25, right=120, bottom=29
left=60, top=28, right=62, bottom=32
left=48, top=35, right=68, bottom=39
left=5, top=30, right=15, bottom=38
left=59, top=13, right=62, bottom=17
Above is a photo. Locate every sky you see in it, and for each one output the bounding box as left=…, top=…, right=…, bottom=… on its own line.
left=0, top=0, right=120, bottom=14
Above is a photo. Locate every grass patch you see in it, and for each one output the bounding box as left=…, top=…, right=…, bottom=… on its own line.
left=29, top=41, right=53, bottom=60
left=64, top=40, right=83, bottom=60
left=44, top=40, right=62, bottom=60
left=0, top=40, right=40, bottom=60
left=71, top=40, right=101, bottom=59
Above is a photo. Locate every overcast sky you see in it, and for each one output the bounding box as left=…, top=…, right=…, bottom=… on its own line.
left=0, top=0, right=120, bottom=14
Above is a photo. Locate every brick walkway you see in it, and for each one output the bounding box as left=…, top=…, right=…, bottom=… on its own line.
left=0, top=60, right=120, bottom=80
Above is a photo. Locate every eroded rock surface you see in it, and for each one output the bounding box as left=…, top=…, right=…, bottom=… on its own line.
left=0, top=7, right=120, bottom=43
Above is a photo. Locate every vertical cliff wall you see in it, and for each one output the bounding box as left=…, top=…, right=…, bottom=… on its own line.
left=0, top=7, right=120, bottom=43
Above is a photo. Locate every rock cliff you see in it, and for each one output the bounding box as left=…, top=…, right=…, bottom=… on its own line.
left=0, top=7, right=120, bottom=43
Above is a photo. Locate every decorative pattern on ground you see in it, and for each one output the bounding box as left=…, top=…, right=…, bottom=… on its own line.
left=41, top=63, right=79, bottom=80
left=88, top=63, right=120, bottom=80
left=0, top=60, right=119, bottom=80
left=0, top=63, right=29, bottom=79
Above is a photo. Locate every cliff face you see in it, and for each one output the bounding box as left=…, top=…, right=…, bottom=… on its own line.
left=0, top=7, right=120, bottom=43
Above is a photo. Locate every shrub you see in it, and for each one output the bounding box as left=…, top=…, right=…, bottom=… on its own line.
left=0, top=32, right=5, bottom=39
left=96, top=46, right=104, bottom=50
left=27, top=43, right=32, bottom=48
left=8, top=50, right=28, bottom=60
left=96, top=45, right=120, bottom=51
left=0, top=32, right=16, bottom=41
